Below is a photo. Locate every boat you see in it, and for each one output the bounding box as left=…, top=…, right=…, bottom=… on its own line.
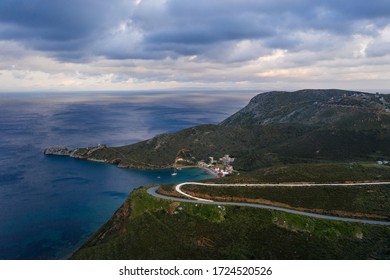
left=171, top=172, right=177, bottom=176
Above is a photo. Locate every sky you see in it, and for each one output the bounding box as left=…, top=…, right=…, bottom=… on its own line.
left=1, top=0, right=390, bottom=92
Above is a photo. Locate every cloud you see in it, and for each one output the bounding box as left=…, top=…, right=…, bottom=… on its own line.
left=365, top=26, right=390, bottom=57
left=1, top=0, right=389, bottom=62
left=0, top=0, right=133, bottom=60
left=1, top=0, right=390, bottom=91
left=366, top=41, right=390, bottom=57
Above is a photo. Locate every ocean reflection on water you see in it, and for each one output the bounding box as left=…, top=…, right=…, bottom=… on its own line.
left=0, top=90, right=257, bottom=259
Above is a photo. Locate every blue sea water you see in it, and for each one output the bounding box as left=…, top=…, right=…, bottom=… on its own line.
left=0, top=90, right=256, bottom=259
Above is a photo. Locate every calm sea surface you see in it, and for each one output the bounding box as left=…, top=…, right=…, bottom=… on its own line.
left=0, top=90, right=256, bottom=259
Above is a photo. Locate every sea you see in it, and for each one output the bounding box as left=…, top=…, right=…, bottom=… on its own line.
left=0, top=90, right=256, bottom=260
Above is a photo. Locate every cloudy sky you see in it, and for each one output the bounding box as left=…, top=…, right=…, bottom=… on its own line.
left=1, top=0, right=390, bottom=92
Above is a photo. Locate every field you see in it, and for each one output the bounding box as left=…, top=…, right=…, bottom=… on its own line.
left=71, top=187, right=390, bottom=260
left=181, top=183, right=390, bottom=220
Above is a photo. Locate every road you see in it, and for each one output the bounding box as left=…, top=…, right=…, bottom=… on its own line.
left=147, top=181, right=390, bottom=226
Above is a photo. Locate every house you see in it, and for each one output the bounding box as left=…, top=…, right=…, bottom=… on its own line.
left=220, top=154, right=235, bottom=166
left=209, top=157, right=216, bottom=164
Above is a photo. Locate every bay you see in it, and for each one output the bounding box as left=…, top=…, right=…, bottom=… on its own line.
left=0, top=90, right=256, bottom=259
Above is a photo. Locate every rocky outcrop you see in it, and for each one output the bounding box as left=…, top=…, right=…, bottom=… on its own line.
left=44, top=147, right=78, bottom=157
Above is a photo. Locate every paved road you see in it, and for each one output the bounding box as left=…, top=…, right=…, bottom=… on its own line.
left=147, top=182, right=390, bottom=226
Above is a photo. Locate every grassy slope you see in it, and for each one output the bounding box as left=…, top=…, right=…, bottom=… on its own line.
left=73, top=90, right=390, bottom=171
left=157, top=162, right=390, bottom=220
left=181, top=184, right=390, bottom=219
left=70, top=90, right=390, bottom=259
left=220, top=162, right=390, bottom=183
left=74, top=123, right=390, bottom=171
left=71, top=187, right=390, bottom=260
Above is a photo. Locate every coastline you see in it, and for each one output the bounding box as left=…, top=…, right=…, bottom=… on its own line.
left=197, top=165, right=219, bottom=178
left=174, top=164, right=219, bottom=178
left=45, top=150, right=221, bottom=177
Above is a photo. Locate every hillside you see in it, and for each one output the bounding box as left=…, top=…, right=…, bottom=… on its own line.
left=69, top=89, right=390, bottom=260
left=222, top=89, right=390, bottom=127
left=71, top=186, right=390, bottom=260
left=67, top=89, right=390, bottom=173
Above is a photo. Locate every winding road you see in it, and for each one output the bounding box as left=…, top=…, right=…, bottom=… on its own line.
left=147, top=181, right=390, bottom=226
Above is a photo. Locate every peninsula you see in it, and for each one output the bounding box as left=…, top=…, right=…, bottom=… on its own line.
left=46, top=89, right=390, bottom=259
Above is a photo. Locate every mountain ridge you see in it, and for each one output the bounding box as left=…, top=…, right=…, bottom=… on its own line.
left=68, top=89, right=390, bottom=260
left=222, top=89, right=390, bottom=127
left=45, top=89, right=390, bottom=171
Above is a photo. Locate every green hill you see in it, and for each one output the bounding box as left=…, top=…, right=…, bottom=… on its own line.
left=69, top=89, right=390, bottom=260
left=71, top=89, right=390, bottom=172
left=71, top=187, right=390, bottom=260
left=222, top=89, right=390, bottom=127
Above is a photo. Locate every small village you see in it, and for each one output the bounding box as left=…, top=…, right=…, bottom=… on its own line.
left=174, top=149, right=236, bottom=177
left=197, top=154, right=236, bottom=177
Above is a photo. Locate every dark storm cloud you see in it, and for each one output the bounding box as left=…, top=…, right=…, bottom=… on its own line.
left=141, top=0, right=390, bottom=40
left=108, top=0, right=390, bottom=60
left=1, top=0, right=390, bottom=62
left=0, top=0, right=131, bottom=59
left=143, top=3, right=275, bottom=45
left=325, top=0, right=390, bottom=19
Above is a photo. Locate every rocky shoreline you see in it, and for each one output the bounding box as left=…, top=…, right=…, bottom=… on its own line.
left=44, top=147, right=79, bottom=157
left=44, top=146, right=230, bottom=177
left=44, top=146, right=174, bottom=170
